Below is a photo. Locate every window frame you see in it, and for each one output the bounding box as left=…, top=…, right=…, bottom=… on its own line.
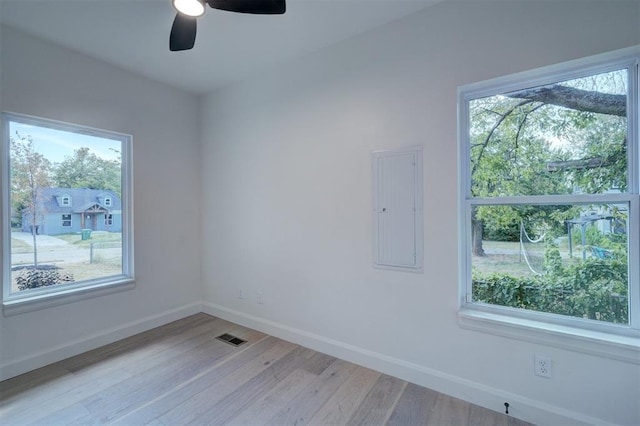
left=458, top=47, right=640, bottom=358
left=1, top=112, right=135, bottom=316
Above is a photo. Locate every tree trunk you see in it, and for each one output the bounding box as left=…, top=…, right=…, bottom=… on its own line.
left=32, top=226, right=38, bottom=267
left=472, top=217, right=486, bottom=257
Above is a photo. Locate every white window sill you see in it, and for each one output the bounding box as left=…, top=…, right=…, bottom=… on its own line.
left=458, top=308, right=640, bottom=364
left=3, top=277, right=135, bottom=316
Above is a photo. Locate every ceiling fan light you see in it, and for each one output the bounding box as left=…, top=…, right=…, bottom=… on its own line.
left=172, top=0, right=205, bottom=17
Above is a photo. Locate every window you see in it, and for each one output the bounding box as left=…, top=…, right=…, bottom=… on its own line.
left=2, top=113, right=134, bottom=315
left=459, top=47, right=639, bottom=342
left=104, top=197, right=112, bottom=207
left=372, top=146, right=423, bottom=272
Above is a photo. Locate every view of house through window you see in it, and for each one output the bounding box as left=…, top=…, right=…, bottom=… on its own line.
left=461, top=54, right=638, bottom=329
left=3, top=114, right=132, bottom=299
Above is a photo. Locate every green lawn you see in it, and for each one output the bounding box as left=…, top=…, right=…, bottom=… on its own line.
left=473, top=239, right=585, bottom=276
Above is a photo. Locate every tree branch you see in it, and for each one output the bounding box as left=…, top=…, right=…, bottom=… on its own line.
left=471, top=100, right=533, bottom=177
left=508, top=85, right=626, bottom=117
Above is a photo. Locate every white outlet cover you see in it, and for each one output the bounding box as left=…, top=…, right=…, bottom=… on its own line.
left=534, top=355, right=552, bottom=378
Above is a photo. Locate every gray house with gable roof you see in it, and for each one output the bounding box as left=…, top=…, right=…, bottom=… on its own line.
left=21, top=187, right=122, bottom=235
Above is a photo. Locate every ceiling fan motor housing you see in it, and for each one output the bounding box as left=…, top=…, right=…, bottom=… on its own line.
left=170, top=0, right=286, bottom=51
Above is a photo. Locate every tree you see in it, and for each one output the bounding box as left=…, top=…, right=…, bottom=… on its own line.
left=468, top=70, right=628, bottom=255
left=469, top=96, right=571, bottom=254
left=10, top=132, right=53, bottom=267
left=54, top=147, right=121, bottom=196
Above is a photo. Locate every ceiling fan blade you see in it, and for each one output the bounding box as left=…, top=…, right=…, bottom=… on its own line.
left=207, top=0, right=285, bottom=15
left=170, top=13, right=198, bottom=51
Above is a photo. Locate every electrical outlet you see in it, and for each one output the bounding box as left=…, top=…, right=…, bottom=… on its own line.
left=257, top=291, right=263, bottom=304
left=534, top=355, right=552, bottom=378
left=238, top=289, right=244, bottom=299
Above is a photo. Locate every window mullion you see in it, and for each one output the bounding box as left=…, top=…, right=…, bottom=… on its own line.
left=469, top=194, right=634, bottom=205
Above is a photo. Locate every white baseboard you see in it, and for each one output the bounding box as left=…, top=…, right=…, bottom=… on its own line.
left=202, top=302, right=614, bottom=426
left=0, top=302, right=203, bottom=381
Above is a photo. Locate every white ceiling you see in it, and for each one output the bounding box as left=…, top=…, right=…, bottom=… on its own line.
left=0, top=0, right=443, bottom=94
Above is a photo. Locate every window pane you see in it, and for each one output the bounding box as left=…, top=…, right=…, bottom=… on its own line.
left=471, top=204, right=629, bottom=324
left=469, top=69, right=628, bottom=197
left=9, top=119, right=124, bottom=293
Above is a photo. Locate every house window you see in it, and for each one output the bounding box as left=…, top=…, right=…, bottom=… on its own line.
left=105, top=214, right=113, bottom=226
left=458, top=48, right=639, bottom=339
left=104, top=197, right=112, bottom=207
left=2, top=113, right=134, bottom=315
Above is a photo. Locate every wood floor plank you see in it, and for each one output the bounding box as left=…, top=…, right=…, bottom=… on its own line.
left=346, top=374, right=407, bottom=426
left=68, top=316, right=238, bottom=378
left=79, top=333, right=243, bottom=422
left=25, top=400, right=93, bottom=426
left=186, top=349, right=336, bottom=425
left=265, top=358, right=358, bottom=426
left=386, top=382, right=439, bottom=426
left=110, top=335, right=281, bottom=425
left=307, top=366, right=381, bottom=426
left=0, top=314, right=534, bottom=426
left=0, top=363, right=70, bottom=404
left=157, top=339, right=298, bottom=425
left=118, top=321, right=251, bottom=376
left=61, top=313, right=216, bottom=373
left=468, top=402, right=511, bottom=426
left=2, top=367, right=132, bottom=425
left=427, top=393, right=472, bottom=425
left=230, top=368, right=318, bottom=425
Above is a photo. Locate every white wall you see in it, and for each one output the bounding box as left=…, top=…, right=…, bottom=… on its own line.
left=0, top=26, right=202, bottom=378
left=200, top=1, right=640, bottom=425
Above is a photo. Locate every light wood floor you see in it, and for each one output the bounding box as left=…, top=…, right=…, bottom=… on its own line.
left=0, top=313, right=531, bottom=425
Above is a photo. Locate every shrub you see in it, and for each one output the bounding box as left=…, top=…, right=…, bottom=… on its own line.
left=472, top=256, right=628, bottom=324
left=15, top=266, right=74, bottom=291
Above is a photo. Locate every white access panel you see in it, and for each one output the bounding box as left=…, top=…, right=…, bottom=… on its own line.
left=372, top=146, right=423, bottom=272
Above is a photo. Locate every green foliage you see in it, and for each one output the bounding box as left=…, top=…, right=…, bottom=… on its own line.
left=469, top=70, right=628, bottom=248
left=572, top=225, right=605, bottom=247
left=15, top=267, right=74, bottom=291
left=10, top=132, right=54, bottom=267
left=571, top=224, right=628, bottom=254
left=477, top=205, right=520, bottom=241
left=10, top=133, right=53, bottom=223
left=54, top=147, right=121, bottom=196
left=543, top=240, right=563, bottom=275
left=564, top=114, right=627, bottom=193
left=472, top=254, right=629, bottom=324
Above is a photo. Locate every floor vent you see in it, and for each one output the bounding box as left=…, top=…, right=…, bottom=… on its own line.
left=216, top=333, right=247, bottom=347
